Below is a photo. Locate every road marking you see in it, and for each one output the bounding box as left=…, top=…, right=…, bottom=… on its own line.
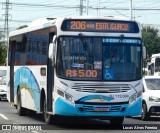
left=0, top=113, right=9, bottom=120
left=31, top=131, right=40, bottom=133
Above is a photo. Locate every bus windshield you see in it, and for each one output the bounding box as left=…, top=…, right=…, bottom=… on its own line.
left=57, top=36, right=142, bottom=81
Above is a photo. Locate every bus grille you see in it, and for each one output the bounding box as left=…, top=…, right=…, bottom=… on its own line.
left=71, top=83, right=131, bottom=93
left=78, top=105, right=125, bottom=112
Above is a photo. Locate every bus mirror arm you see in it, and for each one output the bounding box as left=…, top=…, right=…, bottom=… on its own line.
left=52, top=57, right=56, bottom=67
left=143, top=46, right=146, bottom=60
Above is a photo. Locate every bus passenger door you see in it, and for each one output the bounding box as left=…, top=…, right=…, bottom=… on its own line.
left=47, top=33, right=56, bottom=111
left=9, top=41, right=16, bottom=103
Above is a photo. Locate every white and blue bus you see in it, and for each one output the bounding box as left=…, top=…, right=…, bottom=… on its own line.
left=8, top=16, right=145, bottom=125
left=148, top=53, right=160, bottom=76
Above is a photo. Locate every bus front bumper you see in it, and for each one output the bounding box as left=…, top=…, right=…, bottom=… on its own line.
left=54, top=97, right=142, bottom=117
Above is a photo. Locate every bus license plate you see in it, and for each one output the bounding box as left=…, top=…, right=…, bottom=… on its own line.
left=95, top=107, right=110, bottom=112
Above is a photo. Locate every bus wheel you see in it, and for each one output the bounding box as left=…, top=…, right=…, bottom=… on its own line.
left=42, top=96, right=53, bottom=124
left=110, top=117, right=124, bottom=125
left=141, top=103, right=150, bottom=120
left=17, top=89, right=26, bottom=116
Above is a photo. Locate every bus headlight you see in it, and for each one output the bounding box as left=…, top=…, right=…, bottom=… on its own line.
left=65, top=93, right=74, bottom=105
left=149, top=96, right=160, bottom=102
left=56, top=87, right=75, bottom=105
left=129, top=94, right=136, bottom=105
left=57, top=89, right=64, bottom=97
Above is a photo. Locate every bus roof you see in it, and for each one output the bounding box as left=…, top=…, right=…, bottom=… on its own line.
left=151, top=53, right=160, bottom=58
left=9, top=16, right=140, bottom=37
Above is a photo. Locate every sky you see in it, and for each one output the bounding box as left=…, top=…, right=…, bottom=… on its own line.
left=0, top=0, right=160, bottom=31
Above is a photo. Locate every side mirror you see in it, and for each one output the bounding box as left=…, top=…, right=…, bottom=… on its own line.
left=143, top=46, right=147, bottom=60
left=49, top=43, right=53, bottom=59
left=49, top=35, right=56, bottom=65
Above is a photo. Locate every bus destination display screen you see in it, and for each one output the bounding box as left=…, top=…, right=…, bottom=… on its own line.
left=61, top=19, right=139, bottom=33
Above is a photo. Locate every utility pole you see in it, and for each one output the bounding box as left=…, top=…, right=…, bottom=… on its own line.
left=3, top=0, right=11, bottom=47
left=97, top=0, right=100, bottom=16
left=86, top=0, right=89, bottom=15
left=129, top=0, right=133, bottom=19
left=80, top=0, right=83, bottom=16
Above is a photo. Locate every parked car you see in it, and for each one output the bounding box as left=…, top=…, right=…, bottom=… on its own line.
left=0, top=66, right=7, bottom=101
left=141, top=76, right=160, bottom=120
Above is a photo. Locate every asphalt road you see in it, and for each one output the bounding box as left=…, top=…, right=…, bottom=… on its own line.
left=0, top=100, right=160, bottom=133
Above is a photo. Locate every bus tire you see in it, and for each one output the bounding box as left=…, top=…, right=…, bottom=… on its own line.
left=17, top=89, right=26, bottom=116
left=110, top=117, right=124, bottom=125
left=141, top=103, right=150, bottom=121
left=42, top=96, right=53, bottom=124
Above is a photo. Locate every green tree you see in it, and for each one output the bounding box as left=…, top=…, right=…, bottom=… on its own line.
left=142, top=25, right=160, bottom=58
left=0, top=32, right=7, bottom=66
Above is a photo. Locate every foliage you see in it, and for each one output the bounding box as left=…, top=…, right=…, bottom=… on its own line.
left=0, top=31, right=7, bottom=66
left=0, top=42, right=7, bottom=66
left=142, top=25, right=160, bottom=58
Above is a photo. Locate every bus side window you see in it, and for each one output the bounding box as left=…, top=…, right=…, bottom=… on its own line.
left=148, top=64, right=151, bottom=70
left=150, top=63, right=154, bottom=75
left=155, top=58, right=160, bottom=72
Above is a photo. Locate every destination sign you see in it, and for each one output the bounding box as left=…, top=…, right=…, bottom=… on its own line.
left=61, top=19, right=139, bottom=33
left=102, top=38, right=142, bottom=44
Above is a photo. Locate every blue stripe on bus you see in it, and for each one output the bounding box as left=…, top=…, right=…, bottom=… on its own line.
left=14, top=67, right=41, bottom=113
left=77, top=95, right=114, bottom=102
left=54, top=97, right=141, bottom=116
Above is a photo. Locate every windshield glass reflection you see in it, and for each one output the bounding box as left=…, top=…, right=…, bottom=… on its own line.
left=57, top=36, right=142, bottom=81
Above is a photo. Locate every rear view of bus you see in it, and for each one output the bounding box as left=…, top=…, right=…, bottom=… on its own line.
left=8, top=16, right=144, bottom=125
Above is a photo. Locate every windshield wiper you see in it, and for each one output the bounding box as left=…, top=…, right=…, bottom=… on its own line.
left=110, top=34, right=124, bottom=65
left=79, top=33, right=91, bottom=57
